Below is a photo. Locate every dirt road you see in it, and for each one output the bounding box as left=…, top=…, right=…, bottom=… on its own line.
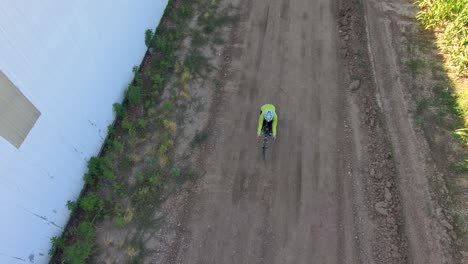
left=146, top=0, right=456, bottom=263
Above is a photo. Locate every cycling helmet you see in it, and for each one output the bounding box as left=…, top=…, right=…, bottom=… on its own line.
left=264, top=110, right=274, bottom=122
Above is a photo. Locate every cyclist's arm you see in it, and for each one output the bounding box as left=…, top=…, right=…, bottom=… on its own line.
left=272, top=114, right=278, bottom=136
left=257, top=113, right=264, bottom=135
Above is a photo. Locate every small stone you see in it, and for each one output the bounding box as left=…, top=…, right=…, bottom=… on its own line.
left=386, top=217, right=396, bottom=225
left=370, top=168, right=376, bottom=176
left=385, top=187, right=392, bottom=201
left=375, top=202, right=388, bottom=216
left=344, top=35, right=350, bottom=41
left=349, top=80, right=361, bottom=91
left=440, top=220, right=453, bottom=231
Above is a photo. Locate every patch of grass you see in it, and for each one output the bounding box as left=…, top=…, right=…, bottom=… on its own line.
left=449, top=159, right=468, bottom=173
left=433, top=84, right=463, bottom=125
left=163, top=101, right=174, bottom=112
left=191, top=30, right=209, bottom=47
left=137, top=118, right=147, bottom=130
left=416, top=0, right=468, bottom=74
left=416, top=98, right=430, bottom=115
left=151, top=73, right=165, bottom=93
left=114, top=215, right=126, bottom=229
left=185, top=49, right=210, bottom=76
left=406, top=58, right=426, bottom=76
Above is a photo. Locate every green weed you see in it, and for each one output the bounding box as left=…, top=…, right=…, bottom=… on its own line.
left=113, top=103, right=125, bottom=118
left=170, top=167, right=181, bottom=177
left=49, top=236, right=65, bottom=256
left=191, top=130, right=209, bottom=147
left=185, top=49, right=209, bottom=76
left=127, top=84, right=142, bottom=105
left=191, top=30, right=209, bottom=47
left=163, top=101, right=174, bottom=112
left=416, top=98, right=430, bottom=115
left=151, top=73, right=165, bottom=92
left=114, top=215, right=126, bottom=229
left=145, top=29, right=154, bottom=48
left=74, top=222, right=95, bottom=241
left=406, top=58, right=426, bottom=76
left=66, top=200, right=78, bottom=213
left=79, top=193, right=104, bottom=215
left=62, top=241, right=93, bottom=264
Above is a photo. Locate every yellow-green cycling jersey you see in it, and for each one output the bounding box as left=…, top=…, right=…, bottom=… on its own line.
left=257, top=104, right=278, bottom=136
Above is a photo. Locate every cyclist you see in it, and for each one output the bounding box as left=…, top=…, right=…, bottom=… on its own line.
left=257, top=104, right=278, bottom=139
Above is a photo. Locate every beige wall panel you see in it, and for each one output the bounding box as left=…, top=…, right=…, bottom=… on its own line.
left=0, top=71, right=40, bottom=148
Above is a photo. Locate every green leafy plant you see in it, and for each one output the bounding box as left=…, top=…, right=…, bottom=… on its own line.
left=66, top=200, right=78, bottom=213
left=191, top=130, right=209, bottom=147
left=170, top=167, right=181, bottom=177
left=163, top=101, right=174, bottom=112
left=137, top=118, right=147, bottom=130
left=79, top=193, right=104, bottom=214
left=114, top=215, right=126, bottom=229
left=49, top=236, right=65, bottom=256
left=145, top=29, right=154, bottom=48
left=127, top=84, right=142, bottom=105
left=74, top=222, right=95, bottom=242
left=113, top=103, right=125, bottom=118
left=63, top=241, right=93, bottom=264
left=110, top=139, right=124, bottom=154
left=151, top=73, right=165, bottom=91
left=185, top=49, right=209, bottom=76
left=83, top=156, right=113, bottom=185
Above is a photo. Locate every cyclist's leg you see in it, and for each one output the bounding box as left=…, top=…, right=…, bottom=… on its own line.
left=267, top=121, right=273, bottom=136
left=261, top=119, right=267, bottom=135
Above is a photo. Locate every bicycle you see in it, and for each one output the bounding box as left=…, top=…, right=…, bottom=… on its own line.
left=261, top=123, right=273, bottom=160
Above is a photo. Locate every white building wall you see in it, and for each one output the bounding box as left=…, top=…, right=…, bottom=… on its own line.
left=0, top=1, right=168, bottom=263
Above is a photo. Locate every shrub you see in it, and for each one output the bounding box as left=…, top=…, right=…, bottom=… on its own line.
left=113, top=103, right=125, bottom=118
left=66, top=200, right=78, bottom=213
left=110, top=139, right=124, bottom=154
left=170, top=167, right=181, bottom=177
left=163, top=101, right=173, bottom=112
left=145, top=29, right=154, bottom=48
left=127, top=84, right=142, bottom=105
left=79, top=193, right=104, bottom=214
left=63, top=241, right=93, bottom=264
left=191, top=130, right=209, bottom=147
left=74, top=222, right=95, bottom=242
left=137, top=118, right=147, bottom=130
left=151, top=74, right=165, bottom=91
left=84, top=156, right=113, bottom=185
left=49, top=236, right=65, bottom=256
